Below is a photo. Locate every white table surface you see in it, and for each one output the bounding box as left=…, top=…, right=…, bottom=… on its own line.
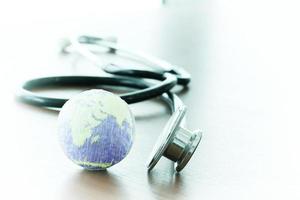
left=1, top=0, right=300, bottom=199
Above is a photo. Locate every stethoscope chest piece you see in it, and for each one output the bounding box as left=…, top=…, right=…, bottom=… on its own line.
left=147, top=106, right=202, bottom=172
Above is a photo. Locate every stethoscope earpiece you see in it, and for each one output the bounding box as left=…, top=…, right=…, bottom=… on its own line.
left=147, top=106, right=202, bottom=172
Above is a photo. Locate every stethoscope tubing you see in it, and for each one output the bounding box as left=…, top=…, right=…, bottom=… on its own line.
left=18, top=35, right=191, bottom=112
left=17, top=71, right=178, bottom=108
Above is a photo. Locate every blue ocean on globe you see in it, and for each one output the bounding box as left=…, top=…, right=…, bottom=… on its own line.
left=57, top=89, right=135, bottom=170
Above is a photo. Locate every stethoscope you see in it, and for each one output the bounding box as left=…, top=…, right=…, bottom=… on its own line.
left=17, top=35, right=202, bottom=172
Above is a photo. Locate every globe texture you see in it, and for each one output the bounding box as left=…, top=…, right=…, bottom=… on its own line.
left=57, top=89, right=135, bottom=170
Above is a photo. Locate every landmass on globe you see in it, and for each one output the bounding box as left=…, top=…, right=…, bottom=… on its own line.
left=57, top=89, right=135, bottom=170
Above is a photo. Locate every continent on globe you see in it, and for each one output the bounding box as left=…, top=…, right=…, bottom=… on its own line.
left=57, top=89, right=135, bottom=170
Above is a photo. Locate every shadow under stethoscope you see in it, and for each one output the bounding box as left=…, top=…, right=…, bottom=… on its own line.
left=61, top=163, right=185, bottom=199
left=146, top=160, right=185, bottom=196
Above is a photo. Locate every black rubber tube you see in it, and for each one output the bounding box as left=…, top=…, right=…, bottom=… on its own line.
left=17, top=72, right=177, bottom=108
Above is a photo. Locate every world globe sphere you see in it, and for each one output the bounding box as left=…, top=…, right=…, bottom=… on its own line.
left=57, top=89, right=135, bottom=170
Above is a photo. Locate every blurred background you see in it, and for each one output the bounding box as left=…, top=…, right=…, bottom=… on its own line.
left=1, top=0, right=300, bottom=199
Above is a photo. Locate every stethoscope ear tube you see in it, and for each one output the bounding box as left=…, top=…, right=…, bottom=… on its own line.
left=62, top=35, right=191, bottom=86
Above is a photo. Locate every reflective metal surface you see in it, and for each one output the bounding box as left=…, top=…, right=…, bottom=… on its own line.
left=147, top=105, right=202, bottom=172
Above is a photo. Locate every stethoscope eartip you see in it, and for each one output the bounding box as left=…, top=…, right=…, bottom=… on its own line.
left=58, top=37, right=72, bottom=54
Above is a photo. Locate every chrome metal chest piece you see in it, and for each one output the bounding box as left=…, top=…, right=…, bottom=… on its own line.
left=147, top=106, right=202, bottom=172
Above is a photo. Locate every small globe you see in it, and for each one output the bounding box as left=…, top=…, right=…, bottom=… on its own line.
left=57, top=89, right=135, bottom=170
